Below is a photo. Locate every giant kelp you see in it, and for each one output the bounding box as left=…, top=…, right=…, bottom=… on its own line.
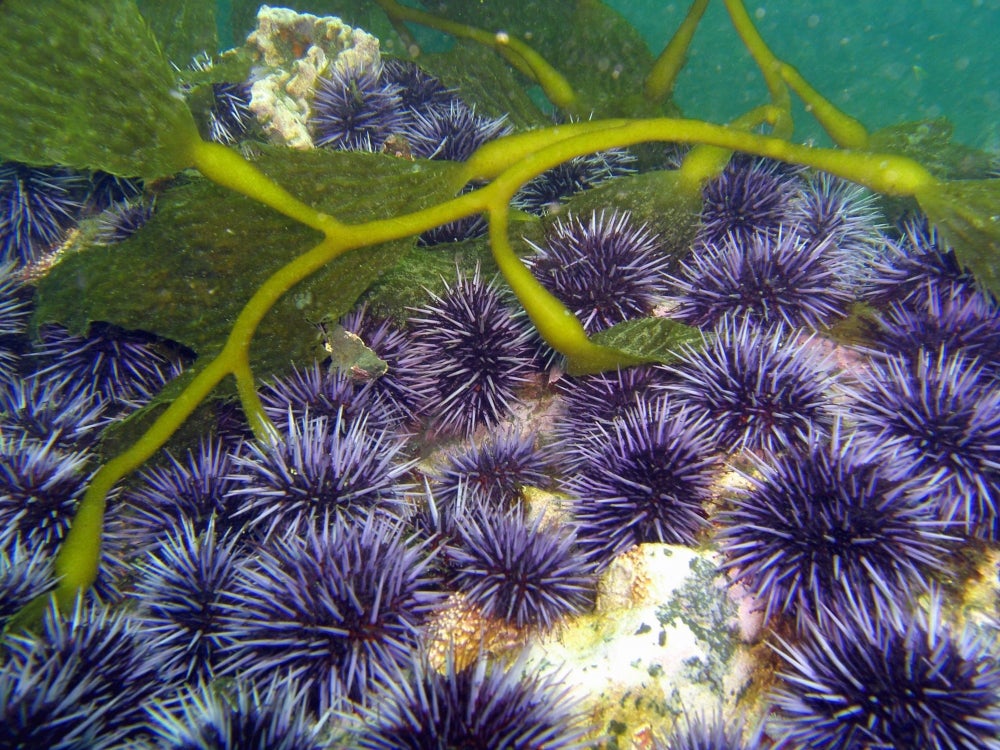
left=1, top=0, right=997, bottom=628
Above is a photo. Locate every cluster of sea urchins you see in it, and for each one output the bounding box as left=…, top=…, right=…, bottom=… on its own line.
left=4, top=41, right=1000, bottom=750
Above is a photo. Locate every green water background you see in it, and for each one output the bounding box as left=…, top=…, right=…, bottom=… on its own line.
left=608, top=0, right=999, bottom=150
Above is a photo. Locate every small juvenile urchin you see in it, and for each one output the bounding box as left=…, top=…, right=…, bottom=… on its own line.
left=407, top=266, right=536, bottom=436
left=525, top=210, right=669, bottom=335
left=563, top=396, right=720, bottom=569
left=769, top=594, right=1000, bottom=749
left=448, top=505, right=596, bottom=629
left=664, top=316, right=835, bottom=454
left=716, top=427, right=951, bottom=629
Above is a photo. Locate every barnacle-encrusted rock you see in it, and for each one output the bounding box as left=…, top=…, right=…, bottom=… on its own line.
left=245, top=5, right=381, bottom=149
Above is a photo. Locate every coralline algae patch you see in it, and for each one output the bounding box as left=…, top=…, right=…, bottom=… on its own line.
left=522, top=545, right=758, bottom=748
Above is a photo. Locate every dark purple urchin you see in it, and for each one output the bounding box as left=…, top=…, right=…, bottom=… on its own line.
left=352, top=651, right=587, bottom=750
left=448, top=505, right=596, bottom=629
left=93, top=197, right=155, bottom=244
left=30, top=322, right=189, bottom=407
left=4, top=596, right=169, bottom=748
left=85, top=171, right=143, bottom=212
left=563, top=396, right=720, bottom=569
left=226, top=411, right=413, bottom=538
left=0, top=161, right=88, bottom=265
left=550, top=365, right=672, bottom=471
left=0, top=436, right=127, bottom=596
left=512, top=148, right=637, bottom=216
left=311, top=61, right=406, bottom=152
left=405, top=101, right=511, bottom=161
left=0, top=374, right=108, bottom=448
left=433, top=429, right=553, bottom=510
left=848, top=347, right=1000, bottom=538
left=860, top=217, right=980, bottom=310
left=129, top=519, right=242, bottom=683
left=208, top=81, right=254, bottom=145
left=125, top=437, right=246, bottom=546
left=406, top=267, right=536, bottom=436
left=339, top=303, right=423, bottom=418
left=144, top=677, right=329, bottom=750
left=716, top=428, right=952, bottom=630
left=0, top=526, right=55, bottom=629
left=697, top=155, right=804, bottom=246
left=259, top=360, right=405, bottom=435
left=219, top=515, right=443, bottom=708
left=0, top=262, right=33, bottom=388
left=668, top=229, right=854, bottom=330
left=379, top=58, right=456, bottom=116
left=769, top=594, right=1000, bottom=750
left=525, top=210, right=669, bottom=336
left=663, top=317, right=835, bottom=454
left=867, top=289, right=1000, bottom=376
left=416, top=184, right=489, bottom=245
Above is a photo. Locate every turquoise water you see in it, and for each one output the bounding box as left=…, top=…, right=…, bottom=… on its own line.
left=609, top=0, right=1000, bottom=149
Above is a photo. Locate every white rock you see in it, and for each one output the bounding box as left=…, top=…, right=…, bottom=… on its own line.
left=523, top=544, right=759, bottom=746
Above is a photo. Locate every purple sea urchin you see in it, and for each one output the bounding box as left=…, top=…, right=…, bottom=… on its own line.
left=208, top=81, right=253, bottom=145
left=93, top=197, right=155, bottom=244
left=513, top=148, right=637, bottom=216
left=525, top=210, right=668, bottom=335
left=449, top=505, right=595, bottom=629
left=4, top=596, right=168, bottom=747
left=664, top=317, right=835, bottom=454
left=144, top=677, right=329, bottom=750
left=0, top=526, right=54, bottom=629
left=407, top=267, right=535, bottom=436
left=30, top=322, right=188, bottom=406
left=1, top=374, right=107, bottom=448
left=550, top=365, right=669, bottom=470
left=0, top=161, right=87, bottom=264
left=668, top=229, right=854, bottom=330
left=769, top=594, right=1000, bottom=750
left=226, top=411, right=413, bottom=537
left=352, top=651, right=588, bottom=750
left=564, top=396, right=720, bottom=568
left=130, top=519, right=241, bottom=683
left=790, top=173, right=883, bottom=261
left=433, top=429, right=552, bottom=509
left=259, top=360, right=404, bottom=435
left=717, top=428, right=951, bottom=629
left=379, top=58, right=455, bottom=115
left=697, top=156, right=803, bottom=246
left=311, top=62, right=406, bottom=152
left=849, top=347, right=1000, bottom=537
left=406, top=101, right=511, bottom=161
left=220, top=515, right=442, bottom=707
left=125, top=437, right=245, bottom=545
left=655, top=711, right=761, bottom=750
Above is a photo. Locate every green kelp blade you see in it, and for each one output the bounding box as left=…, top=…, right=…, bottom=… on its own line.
left=426, top=0, right=656, bottom=115
left=136, top=0, right=218, bottom=69
left=0, top=0, right=197, bottom=178
left=34, top=149, right=466, bottom=380
left=917, top=180, right=1000, bottom=296
left=582, top=317, right=703, bottom=374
